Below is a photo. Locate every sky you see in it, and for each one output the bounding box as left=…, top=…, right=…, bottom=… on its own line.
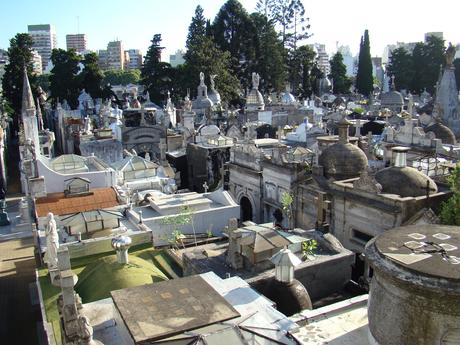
left=1, top=0, right=458, bottom=60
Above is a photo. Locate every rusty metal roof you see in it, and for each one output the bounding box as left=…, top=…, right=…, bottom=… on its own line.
left=35, top=187, right=119, bottom=217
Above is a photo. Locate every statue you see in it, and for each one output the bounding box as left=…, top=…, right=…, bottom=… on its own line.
left=446, top=42, right=456, bottom=67
left=252, top=72, right=260, bottom=90
left=45, top=129, right=55, bottom=148
left=199, top=72, right=205, bottom=86
left=210, top=74, right=217, bottom=90
left=24, top=138, right=37, bottom=161
left=78, top=315, right=95, bottom=345
left=184, top=93, right=193, bottom=112
left=144, top=152, right=151, bottom=161
left=45, top=212, right=59, bottom=269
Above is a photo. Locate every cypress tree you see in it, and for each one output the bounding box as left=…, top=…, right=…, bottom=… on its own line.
left=356, top=29, right=373, bottom=96
left=329, top=52, right=351, bottom=94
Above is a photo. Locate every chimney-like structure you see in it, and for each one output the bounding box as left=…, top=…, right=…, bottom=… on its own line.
left=271, top=247, right=302, bottom=283
left=111, top=236, right=132, bottom=264
left=391, top=146, right=409, bottom=167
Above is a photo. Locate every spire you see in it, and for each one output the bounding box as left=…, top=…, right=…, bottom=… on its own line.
left=21, top=68, right=35, bottom=118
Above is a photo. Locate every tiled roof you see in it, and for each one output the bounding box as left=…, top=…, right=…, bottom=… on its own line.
left=35, top=187, right=119, bottom=217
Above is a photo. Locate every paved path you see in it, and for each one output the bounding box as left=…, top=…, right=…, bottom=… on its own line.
left=0, top=236, right=41, bottom=344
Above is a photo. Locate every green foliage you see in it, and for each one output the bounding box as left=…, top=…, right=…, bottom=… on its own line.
left=288, top=44, right=316, bottom=97
left=281, top=191, right=294, bottom=228
left=36, top=73, right=51, bottom=93
left=386, top=47, right=414, bottom=91
left=410, top=35, right=444, bottom=94
left=79, top=52, right=104, bottom=99
left=212, top=0, right=257, bottom=88
left=49, top=48, right=82, bottom=108
left=161, top=205, right=194, bottom=248
left=141, top=34, right=172, bottom=105
left=329, top=52, right=352, bottom=94
left=250, top=12, right=286, bottom=93
left=301, top=239, right=318, bottom=259
left=182, top=35, right=241, bottom=104
left=103, top=69, right=141, bottom=86
left=1, top=33, right=37, bottom=129
left=440, top=164, right=460, bottom=225
left=356, top=30, right=373, bottom=96
left=267, top=0, right=311, bottom=49
left=186, top=5, right=207, bottom=50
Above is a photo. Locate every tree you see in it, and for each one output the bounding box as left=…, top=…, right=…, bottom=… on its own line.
left=267, top=0, right=311, bottom=49
left=288, top=44, right=316, bottom=97
left=329, top=52, right=352, bottom=94
left=49, top=48, right=82, bottom=108
left=1, top=33, right=36, bottom=130
left=411, top=35, right=445, bottom=94
left=141, top=34, right=172, bottom=105
left=356, top=29, right=373, bottom=96
left=186, top=5, right=207, bottom=50
left=212, top=0, right=257, bottom=88
left=440, top=164, right=460, bottom=225
left=183, top=36, right=241, bottom=104
left=36, top=74, right=51, bottom=93
left=250, top=12, right=286, bottom=93
left=281, top=191, right=294, bottom=229
left=386, top=47, right=414, bottom=91
left=103, top=69, right=141, bottom=86
left=80, top=52, right=104, bottom=99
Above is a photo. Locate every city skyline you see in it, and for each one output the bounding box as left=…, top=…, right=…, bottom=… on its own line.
left=1, top=0, right=459, bottom=61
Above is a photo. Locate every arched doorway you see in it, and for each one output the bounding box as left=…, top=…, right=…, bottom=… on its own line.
left=240, top=196, right=253, bottom=222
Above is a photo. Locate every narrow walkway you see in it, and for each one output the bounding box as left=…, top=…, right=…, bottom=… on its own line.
left=0, top=236, right=41, bottom=345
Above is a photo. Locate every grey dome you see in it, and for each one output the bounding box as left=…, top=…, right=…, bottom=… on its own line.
left=319, top=142, right=368, bottom=180
left=262, top=279, right=312, bottom=316
left=208, top=90, right=221, bottom=105
left=425, top=122, right=456, bottom=144
left=375, top=166, right=438, bottom=197
left=281, top=92, right=296, bottom=104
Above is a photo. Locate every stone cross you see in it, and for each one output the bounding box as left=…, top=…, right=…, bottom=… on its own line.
left=203, top=181, right=209, bottom=193
left=355, top=119, right=363, bottom=138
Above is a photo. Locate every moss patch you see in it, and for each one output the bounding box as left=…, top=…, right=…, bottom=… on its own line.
left=75, top=255, right=168, bottom=302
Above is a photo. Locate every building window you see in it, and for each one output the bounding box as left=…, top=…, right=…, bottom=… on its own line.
left=352, top=229, right=373, bottom=244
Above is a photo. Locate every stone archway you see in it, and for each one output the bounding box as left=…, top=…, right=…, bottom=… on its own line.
left=240, top=196, right=253, bottom=222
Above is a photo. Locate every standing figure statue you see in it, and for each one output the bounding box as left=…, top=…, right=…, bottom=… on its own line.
left=210, top=74, right=217, bottom=91
left=199, top=72, right=205, bottom=86
left=45, top=212, right=59, bottom=269
left=252, top=72, right=260, bottom=90
left=446, top=43, right=456, bottom=67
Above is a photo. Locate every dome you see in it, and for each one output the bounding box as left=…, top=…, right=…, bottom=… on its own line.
left=281, top=92, right=296, bottom=104
left=262, top=279, right=312, bottom=316
left=381, top=90, right=404, bottom=106
left=425, top=122, right=456, bottom=144
left=208, top=90, right=221, bottom=105
left=75, top=255, right=168, bottom=302
left=246, top=89, right=264, bottom=106
left=319, top=142, right=368, bottom=180
left=319, top=117, right=368, bottom=180
left=193, top=97, right=213, bottom=109
left=375, top=166, right=438, bottom=197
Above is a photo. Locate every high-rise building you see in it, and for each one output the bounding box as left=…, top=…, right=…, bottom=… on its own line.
left=425, top=32, right=443, bottom=42
left=31, top=50, right=43, bottom=75
left=125, top=49, right=143, bottom=69
left=0, top=49, right=8, bottom=83
left=310, top=44, right=330, bottom=75
left=169, top=49, right=185, bottom=67
left=337, top=45, right=355, bottom=77
left=66, top=34, right=87, bottom=53
left=98, top=50, right=108, bottom=70
left=28, top=24, right=57, bottom=71
left=107, top=40, right=124, bottom=70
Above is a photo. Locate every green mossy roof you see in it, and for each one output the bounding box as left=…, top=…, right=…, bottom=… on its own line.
left=75, top=255, right=168, bottom=302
